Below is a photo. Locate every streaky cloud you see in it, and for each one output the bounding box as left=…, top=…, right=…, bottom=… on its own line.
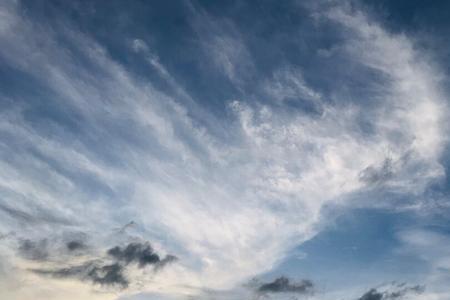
left=32, top=261, right=129, bottom=289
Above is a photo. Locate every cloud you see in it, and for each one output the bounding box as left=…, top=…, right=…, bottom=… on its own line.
left=257, top=276, right=314, bottom=295
left=155, top=255, right=178, bottom=271
left=0, top=202, right=72, bottom=226
left=187, top=1, right=254, bottom=87
left=359, top=158, right=394, bottom=185
left=24, top=238, right=176, bottom=290
left=18, top=239, right=49, bottom=261
left=0, top=203, right=33, bottom=223
left=358, top=283, right=424, bottom=300
left=85, top=263, right=128, bottom=288
left=66, top=240, right=86, bottom=251
left=131, top=39, right=150, bottom=53
left=107, top=242, right=177, bottom=269
left=87, top=263, right=129, bottom=288
left=263, top=67, right=323, bottom=114
left=33, top=261, right=129, bottom=288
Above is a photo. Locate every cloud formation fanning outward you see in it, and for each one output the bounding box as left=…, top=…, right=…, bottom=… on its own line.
left=0, top=0, right=449, bottom=300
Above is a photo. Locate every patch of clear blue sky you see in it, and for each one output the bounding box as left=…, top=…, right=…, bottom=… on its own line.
left=264, top=208, right=430, bottom=290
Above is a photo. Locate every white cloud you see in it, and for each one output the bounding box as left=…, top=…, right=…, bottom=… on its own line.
left=187, top=3, right=255, bottom=87
left=264, top=67, right=322, bottom=104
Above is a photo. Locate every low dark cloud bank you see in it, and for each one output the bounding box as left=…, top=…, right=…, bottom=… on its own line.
left=358, top=283, right=424, bottom=300
left=257, top=276, right=314, bottom=294
left=108, top=242, right=177, bottom=269
left=27, top=241, right=177, bottom=289
left=109, top=242, right=158, bottom=266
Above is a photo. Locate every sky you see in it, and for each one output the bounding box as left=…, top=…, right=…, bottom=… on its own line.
left=1, top=0, right=450, bottom=299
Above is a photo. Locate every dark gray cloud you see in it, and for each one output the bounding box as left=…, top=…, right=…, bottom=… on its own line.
left=87, top=263, right=128, bottom=288
left=358, top=284, right=424, bottom=300
left=66, top=240, right=86, bottom=251
left=257, top=276, right=314, bottom=294
left=359, top=289, right=383, bottom=300
left=107, top=242, right=177, bottom=269
left=18, top=239, right=49, bottom=261
left=32, top=261, right=128, bottom=288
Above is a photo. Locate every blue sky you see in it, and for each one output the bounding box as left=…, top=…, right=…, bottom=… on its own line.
left=1, top=1, right=450, bottom=299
